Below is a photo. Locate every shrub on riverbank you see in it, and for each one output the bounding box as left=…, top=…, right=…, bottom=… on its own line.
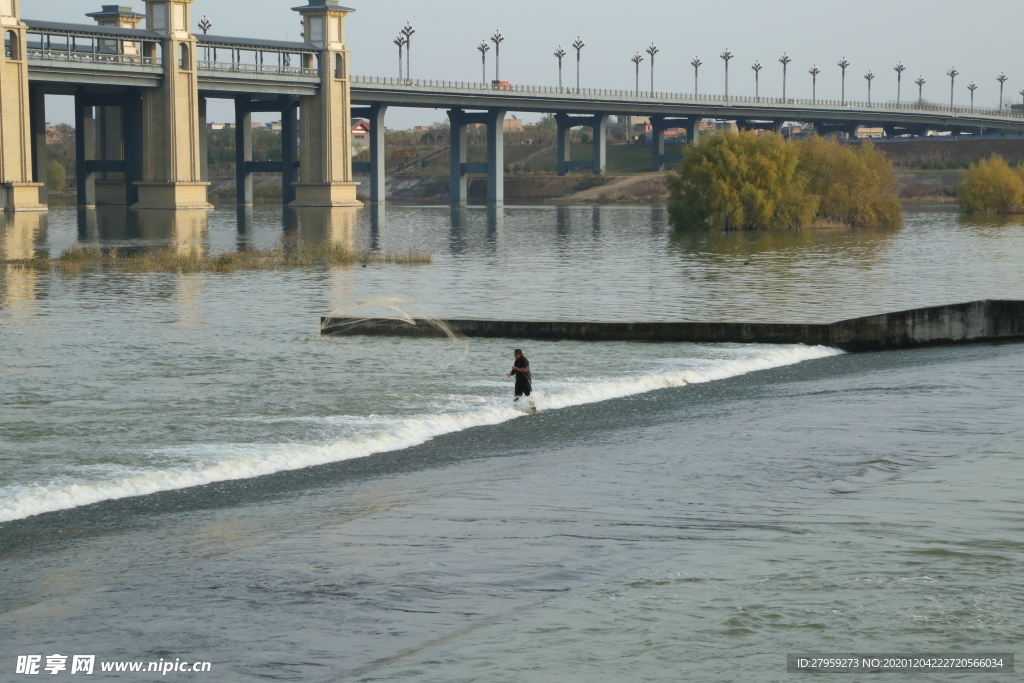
left=956, top=154, right=1024, bottom=214
left=667, top=132, right=901, bottom=230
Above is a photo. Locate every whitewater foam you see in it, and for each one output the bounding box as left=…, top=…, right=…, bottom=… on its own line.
left=0, top=345, right=842, bottom=523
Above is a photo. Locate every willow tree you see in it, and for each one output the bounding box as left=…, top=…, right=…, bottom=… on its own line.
left=956, top=154, right=1024, bottom=214
left=799, top=137, right=901, bottom=227
left=667, top=132, right=817, bottom=230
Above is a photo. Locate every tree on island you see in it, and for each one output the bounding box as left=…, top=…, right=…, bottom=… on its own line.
left=956, top=154, right=1024, bottom=214
left=667, top=132, right=901, bottom=230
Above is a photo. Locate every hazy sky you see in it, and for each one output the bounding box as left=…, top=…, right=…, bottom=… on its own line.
left=45, top=0, right=1022, bottom=128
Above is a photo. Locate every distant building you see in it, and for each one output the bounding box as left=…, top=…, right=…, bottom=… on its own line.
left=207, top=122, right=229, bottom=131
left=351, top=119, right=371, bottom=150
left=855, top=127, right=884, bottom=139
left=503, top=118, right=524, bottom=132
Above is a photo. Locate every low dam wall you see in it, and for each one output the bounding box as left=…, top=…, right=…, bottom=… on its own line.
left=321, top=300, right=1024, bottom=352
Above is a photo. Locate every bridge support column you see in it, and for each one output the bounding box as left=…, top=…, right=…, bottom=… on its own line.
left=773, top=119, right=785, bottom=135
left=234, top=96, right=253, bottom=205
left=486, top=109, right=506, bottom=204
left=198, top=97, right=207, bottom=182
left=281, top=96, right=299, bottom=205
left=291, top=0, right=360, bottom=207
left=75, top=94, right=96, bottom=207
left=135, top=0, right=210, bottom=209
left=123, top=92, right=143, bottom=207
left=591, top=113, right=608, bottom=175
left=686, top=116, right=701, bottom=146
left=0, top=0, right=44, bottom=211
left=448, top=109, right=469, bottom=205
left=555, top=113, right=572, bottom=176
left=96, top=106, right=125, bottom=204
left=351, top=103, right=387, bottom=203
left=651, top=116, right=666, bottom=171
left=29, top=85, right=46, bottom=195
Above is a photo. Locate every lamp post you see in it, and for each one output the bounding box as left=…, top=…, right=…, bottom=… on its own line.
left=394, top=34, right=406, bottom=80
left=894, top=62, right=905, bottom=105
left=691, top=56, right=702, bottom=97
left=573, top=37, right=585, bottom=92
left=947, top=67, right=959, bottom=110
left=1020, top=88, right=1024, bottom=105
left=198, top=14, right=212, bottom=34
left=401, top=22, right=415, bottom=82
left=487, top=30, right=503, bottom=81
left=631, top=52, right=643, bottom=95
left=968, top=81, right=978, bottom=112
left=779, top=52, right=792, bottom=100
left=478, top=41, right=489, bottom=85
left=554, top=46, right=566, bottom=89
left=838, top=57, right=849, bottom=105
left=997, top=72, right=1008, bottom=110
left=752, top=60, right=762, bottom=100
left=721, top=48, right=733, bottom=101
left=809, top=65, right=820, bottom=103
left=865, top=70, right=875, bottom=105
left=646, top=43, right=659, bottom=96
left=916, top=76, right=926, bottom=105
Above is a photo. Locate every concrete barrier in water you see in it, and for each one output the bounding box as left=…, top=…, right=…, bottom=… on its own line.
left=321, top=300, right=1024, bottom=352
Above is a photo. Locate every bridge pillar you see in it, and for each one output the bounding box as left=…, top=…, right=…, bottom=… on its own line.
left=351, top=103, right=388, bottom=203
left=74, top=94, right=97, bottom=207
left=290, top=0, right=360, bottom=207
left=486, top=109, right=506, bottom=203
left=234, top=96, right=253, bottom=205
left=686, top=116, right=701, bottom=146
left=0, top=0, right=45, bottom=211
left=447, top=109, right=468, bottom=205
left=773, top=119, right=785, bottom=135
left=29, top=85, right=45, bottom=194
left=198, top=97, right=207, bottom=182
left=281, top=96, right=299, bottom=205
left=555, top=112, right=571, bottom=176
left=651, top=116, right=666, bottom=171
left=591, top=113, right=609, bottom=175
left=136, top=0, right=211, bottom=209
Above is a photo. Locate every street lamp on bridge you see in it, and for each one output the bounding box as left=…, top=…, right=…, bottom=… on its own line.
left=646, top=43, right=659, bottom=96
left=631, top=52, right=644, bottom=95
left=691, top=56, right=702, bottom=97
left=809, top=65, right=820, bottom=103
left=721, top=48, right=734, bottom=102
left=838, top=57, right=850, bottom=105
left=573, top=37, right=585, bottom=92
left=554, top=46, right=566, bottom=89
left=401, top=23, right=415, bottom=82
left=393, top=34, right=406, bottom=81
left=198, top=14, right=212, bottom=34
left=490, top=30, right=504, bottom=82
left=916, top=76, right=926, bottom=105
left=968, top=81, right=978, bottom=112
left=779, top=53, right=792, bottom=100
left=997, top=73, right=1008, bottom=111
left=947, top=67, right=959, bottom=110
left=477, top=41, right=489, bottom=85
left=865, top=70, right=875, bottom=105
left=752, top=60, right=762, bottom=101
left=894, top=62, right=906, bottom=106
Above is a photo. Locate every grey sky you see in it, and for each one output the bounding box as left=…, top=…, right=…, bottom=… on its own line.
left=46, top=0, right=1022, bottom=128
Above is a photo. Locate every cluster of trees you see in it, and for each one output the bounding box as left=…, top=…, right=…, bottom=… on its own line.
left=956, top=154, right=1024, bottom=214
left=667, top=132, right=901, bottom=230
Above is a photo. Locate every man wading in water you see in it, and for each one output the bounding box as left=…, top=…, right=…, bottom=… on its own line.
left=506, top=349, right=532, bottom=404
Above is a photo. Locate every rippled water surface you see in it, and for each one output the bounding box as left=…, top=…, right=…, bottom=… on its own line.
left=1, top=204, right=1022, bottom=681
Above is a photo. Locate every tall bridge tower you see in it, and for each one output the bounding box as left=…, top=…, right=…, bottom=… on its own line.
left=291, top=0, right=360, bottom=207
left=136, top=0, right=211, bottom=209
left=0, top=0, right=44, bottom=211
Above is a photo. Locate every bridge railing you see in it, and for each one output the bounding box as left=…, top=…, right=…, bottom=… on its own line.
left=196, top=60, right=317, bottom=77
left=27, top=29, right=163, bottom=69
left=195, top=38, right=318, bottom=79
left=351, top=75, right=1024, bottom=121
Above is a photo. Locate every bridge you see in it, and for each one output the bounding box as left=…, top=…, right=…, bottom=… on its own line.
left=2, top=0, right=1022, bottom=211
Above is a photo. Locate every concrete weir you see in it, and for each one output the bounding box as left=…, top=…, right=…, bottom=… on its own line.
left=320, top=300, right=1024, bottom=352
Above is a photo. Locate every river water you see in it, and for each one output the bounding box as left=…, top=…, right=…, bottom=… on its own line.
left=1, top=204, right=1022, bottom=681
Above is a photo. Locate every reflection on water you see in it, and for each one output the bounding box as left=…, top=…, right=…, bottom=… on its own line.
left=0, top=213, right=47, bottom=322
left=11, top=203, right=1024, bottom=324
